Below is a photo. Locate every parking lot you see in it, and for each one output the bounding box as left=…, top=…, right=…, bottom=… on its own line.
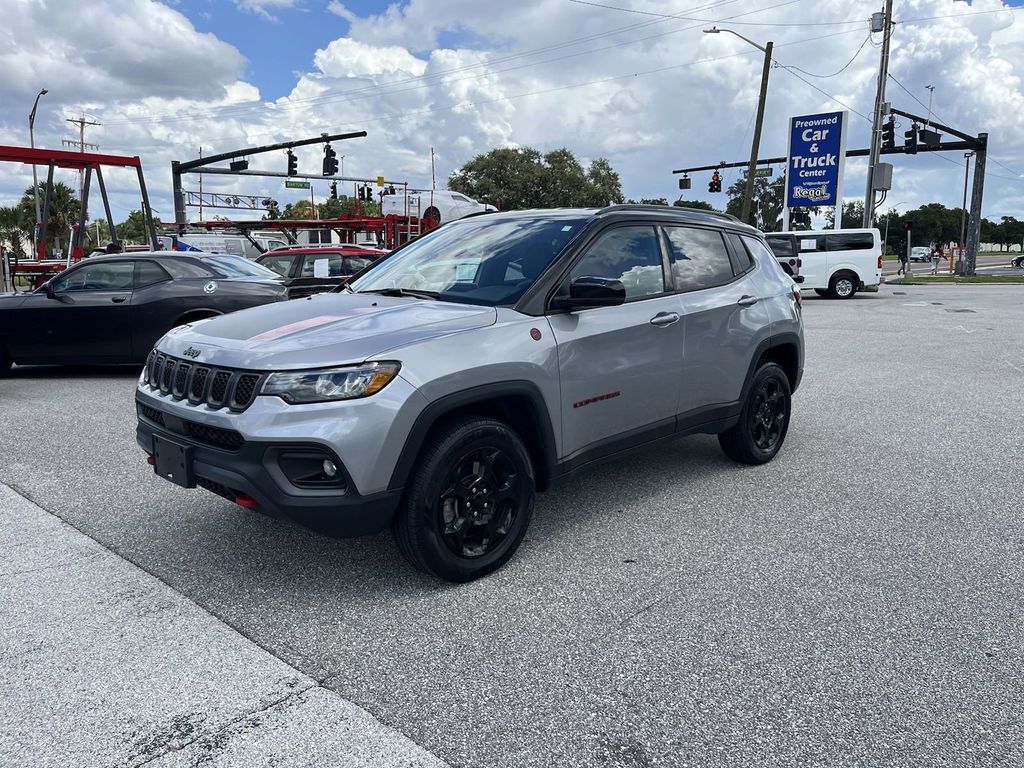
left=2, top=284, right=1022, bottom=767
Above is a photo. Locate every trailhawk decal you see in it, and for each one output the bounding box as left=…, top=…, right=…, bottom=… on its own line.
left=247, top=309, right=378, bottom=341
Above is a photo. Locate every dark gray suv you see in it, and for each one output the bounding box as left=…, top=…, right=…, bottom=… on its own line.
left=136, top=205, right=804, bottom=581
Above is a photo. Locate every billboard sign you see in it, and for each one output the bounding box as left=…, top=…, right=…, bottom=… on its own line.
left=785, top=111, right=848, bottom=209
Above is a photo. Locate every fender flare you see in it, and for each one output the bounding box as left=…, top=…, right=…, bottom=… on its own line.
left=387, top=380, right=559, bottom=493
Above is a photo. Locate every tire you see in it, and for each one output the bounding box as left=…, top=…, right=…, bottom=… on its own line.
left=718, top=361, right=792, bottom=465
left=423, top=206, right=441, bottom=223
left=0, top=346, right=11, bottom=377
left=813, top=288, right=829, bottom=298
left=829, top=273, right=857, bottom=299
left=392, top=416, right=535, bottom=582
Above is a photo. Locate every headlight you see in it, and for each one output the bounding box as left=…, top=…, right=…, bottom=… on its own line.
left=261, top=362, right=401, bottom=404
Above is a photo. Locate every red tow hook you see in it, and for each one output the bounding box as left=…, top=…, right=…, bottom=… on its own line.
left=146, top=454, right=155, bottom=466
left=234, top=493, right=258, bottom=509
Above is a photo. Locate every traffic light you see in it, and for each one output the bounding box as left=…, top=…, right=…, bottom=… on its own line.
left=323, top=145, right=338, bottom=176
left=358, top=184, right=372, bottom=201
left=286, top=150, right=297, bottom=176
left=330, top=182, right=338, bottom=200
left=881, top=119, right=896, bottom=150
left=904, top=124, right=918, bottom=155
left=708, top=170, right=722, bottom=193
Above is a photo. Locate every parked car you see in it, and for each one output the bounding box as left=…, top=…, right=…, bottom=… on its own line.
left=909, top=246, right=932, bottom=262
left=256, top=246, right=387, bottom=298
left=381, top=189, right=496, bottom=224
left=0, top=253, right=287, bottom=372
left=765, top=228, right=882, bottom=299
left=163, top=233, right=289, bottom=259
left=136, top=205, right=803, bottom=581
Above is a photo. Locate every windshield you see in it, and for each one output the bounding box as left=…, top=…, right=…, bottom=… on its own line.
left=350, top=215, right=588, bottom=305
left=199, top=255, right=280, bottom=279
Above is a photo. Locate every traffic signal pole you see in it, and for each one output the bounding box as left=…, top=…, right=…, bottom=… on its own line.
left=863, top=0, right=894, bottom=228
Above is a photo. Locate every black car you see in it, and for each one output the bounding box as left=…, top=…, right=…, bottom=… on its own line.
left=0, top=253, right=287, bottom=372
left=256, top=247, right=386, bottom=298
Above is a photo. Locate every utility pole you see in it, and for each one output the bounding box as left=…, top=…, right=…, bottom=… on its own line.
left=863, top=0, right=894, bottom=228
left=704, top=27, right=772, bottom=226
left=28, top=88, right=48, bottom=258
left=963, top=133, right=987, bottom=276
left=64, top=114, right=101, bottom=217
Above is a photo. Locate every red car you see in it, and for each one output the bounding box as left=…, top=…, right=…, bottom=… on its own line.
left=256, top=246, right=386, bottom=299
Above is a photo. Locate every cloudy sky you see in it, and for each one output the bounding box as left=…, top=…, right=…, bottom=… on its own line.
left=2, top=0, right=1023, bottom=227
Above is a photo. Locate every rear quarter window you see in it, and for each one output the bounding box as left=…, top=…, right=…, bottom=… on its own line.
left=825, top=233, right=875, bottom=251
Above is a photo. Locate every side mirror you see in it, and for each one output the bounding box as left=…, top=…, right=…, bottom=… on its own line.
left=43, top=282, right=56, bottom=299
left=551, top=275, right=626, bottom=311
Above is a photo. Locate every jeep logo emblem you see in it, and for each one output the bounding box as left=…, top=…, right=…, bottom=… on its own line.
left=183, top=347, right=201, bottom=359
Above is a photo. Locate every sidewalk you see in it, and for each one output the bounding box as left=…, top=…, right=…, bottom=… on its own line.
left=0, top=481, right=448, bottom=768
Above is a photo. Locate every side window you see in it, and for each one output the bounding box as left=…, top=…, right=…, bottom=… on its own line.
left=740, top=236, right=777, bottom=268
left=301, top=254, right=343, bottom=277
left=663, top=227, right=734, bottom=291
left=134, top=260, right=171, bottom=288
left=799, top=236, right=826, bottom=253
left=52, top=262, right=134, bottom=292
left=726, top=233, right=755, bottom=274
left=259, top=255, right=295, bottom=277
left=571, top=226, right=665, bottom=300
left=343, top=256, right=372, bottom=274
left=825, top=233, right=874, bottom=251
left=765, top=237, right=795, bottom=258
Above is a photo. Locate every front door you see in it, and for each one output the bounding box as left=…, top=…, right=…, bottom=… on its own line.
left=547, top=225, right=684, bottom=462
left=23, top=260, right=135, bottom=363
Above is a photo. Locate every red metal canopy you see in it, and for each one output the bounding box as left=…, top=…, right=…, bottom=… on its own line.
left=0, top=144, right=143, bottom=170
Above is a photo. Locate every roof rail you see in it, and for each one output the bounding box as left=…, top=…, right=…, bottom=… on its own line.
left=597, top=204, right=741, bottom=223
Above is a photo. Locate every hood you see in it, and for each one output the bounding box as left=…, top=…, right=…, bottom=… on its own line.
left=156, top=293, right=497, bottom=370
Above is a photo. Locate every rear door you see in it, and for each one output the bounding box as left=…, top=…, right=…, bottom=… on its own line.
left=548, top=225, right=684, bottom=462
left=665, top=226, right=771, bottom=416
left=796, top=234, right=828, bottom=289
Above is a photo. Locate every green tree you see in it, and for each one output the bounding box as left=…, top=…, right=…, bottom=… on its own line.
left=262, top=198, right=281, bottom=220
left=18, top=182, right=79, bottom=255
left=448, top=147, right=624, bottom=210
left=0, top=206, right=31, bottom=259
left=282, top=200, right=315, bottom=219
left=116, top=210, right=160, bottom=244
left=725, top=174, right=790, bottom=231
left=673, top=199, right=716, bottom=211
left=824, top=201, right=865, bottom=229
left=317, top=197, right=380, bottom=219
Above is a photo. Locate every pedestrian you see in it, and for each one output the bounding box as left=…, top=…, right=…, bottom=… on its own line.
left=897, top=249, right=908, bottom=276
left=930, top=246, right=941, bottom=275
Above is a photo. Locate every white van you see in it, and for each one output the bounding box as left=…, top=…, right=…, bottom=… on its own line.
left=165, top=233, right=288, bottom=259
left=764, top=228, right=882, bottom=299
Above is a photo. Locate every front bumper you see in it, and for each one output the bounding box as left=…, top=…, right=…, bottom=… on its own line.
left=136, top=398, right=401, bottom=537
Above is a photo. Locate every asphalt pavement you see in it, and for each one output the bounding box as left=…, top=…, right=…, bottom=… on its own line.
left=1, top=284, right=1023, bottom=767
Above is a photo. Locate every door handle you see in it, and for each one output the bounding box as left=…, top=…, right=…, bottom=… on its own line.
left=111, top=296, right=128, bottom=303
left=649, top=311, right=680, bottom=327
left=737, top=295, right=759, bottom=307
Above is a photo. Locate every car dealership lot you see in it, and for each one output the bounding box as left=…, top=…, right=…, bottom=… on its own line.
left=2, top=285, right=1022, bottom=767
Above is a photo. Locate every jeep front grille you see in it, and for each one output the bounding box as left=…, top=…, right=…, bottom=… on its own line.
left=144, top=350, right=264, bottom=412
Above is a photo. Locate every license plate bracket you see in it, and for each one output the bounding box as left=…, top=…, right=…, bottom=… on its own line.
left=153, top=434, right=196, bottom=488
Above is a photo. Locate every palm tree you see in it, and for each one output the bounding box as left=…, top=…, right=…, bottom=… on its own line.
left=0, top=206, right=30, bottom=259
left=19, top=182, right=80, bottom=257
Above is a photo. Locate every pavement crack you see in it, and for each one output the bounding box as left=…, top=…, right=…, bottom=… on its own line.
left=125, top=679, right=316, bottom=768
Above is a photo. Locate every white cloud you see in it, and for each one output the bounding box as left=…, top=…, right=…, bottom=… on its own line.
left=231, top=0, right=300, bottom=21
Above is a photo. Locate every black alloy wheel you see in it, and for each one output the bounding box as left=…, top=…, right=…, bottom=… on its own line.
left=750, top=378, right=786, bottom=453
left=392, top=416, right=535, bottom=582
left=438, top=446, right=522, bottom=558
left=718, top=361, right=792, bottom=465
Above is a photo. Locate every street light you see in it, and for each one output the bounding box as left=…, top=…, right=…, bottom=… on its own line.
left=28, top=88, right=48, bottom=258
left=704, top=27, right=773, bottom=226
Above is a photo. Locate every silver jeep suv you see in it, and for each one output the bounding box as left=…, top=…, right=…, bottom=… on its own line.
left=136, top=206, right=804, bottom=581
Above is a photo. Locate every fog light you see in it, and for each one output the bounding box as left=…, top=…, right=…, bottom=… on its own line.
left=322, top=459, right=338, bottom=478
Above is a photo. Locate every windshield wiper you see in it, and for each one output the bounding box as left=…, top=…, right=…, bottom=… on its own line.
left=331, top=282, right=354, bottom=293
left=357, top=287, right=439, bottom=300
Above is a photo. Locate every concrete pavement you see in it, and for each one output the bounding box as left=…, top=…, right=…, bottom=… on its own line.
left=0, top=481, right=448, bottom=768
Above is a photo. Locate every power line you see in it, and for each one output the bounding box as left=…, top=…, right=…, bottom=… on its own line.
left=774, top=64, right=872, bottom=122
left=785, top=32, right=871, bottom=78
left=568, top=0, right=865, bottom=27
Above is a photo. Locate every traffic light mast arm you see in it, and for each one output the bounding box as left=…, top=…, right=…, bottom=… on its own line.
left=176, top=131, right=367, bottom=172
